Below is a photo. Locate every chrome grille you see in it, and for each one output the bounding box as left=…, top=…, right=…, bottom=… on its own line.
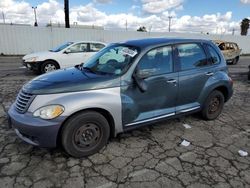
left=15, top=90, right=34, bottom=113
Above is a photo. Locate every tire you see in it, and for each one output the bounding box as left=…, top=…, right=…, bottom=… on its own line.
left=201, top=90, right=224, bottom=120
left=61, top=111, right=110, bottom=158
left=232, top=56, right=239, bottom=65
left=40, top=60, right=59, bottom=74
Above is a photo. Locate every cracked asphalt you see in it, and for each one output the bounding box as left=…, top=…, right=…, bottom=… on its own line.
left=0, top=56, right=249, bottom=188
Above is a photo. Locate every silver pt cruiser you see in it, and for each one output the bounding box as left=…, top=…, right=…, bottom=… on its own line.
left=8, top=38, right=233, bottom=157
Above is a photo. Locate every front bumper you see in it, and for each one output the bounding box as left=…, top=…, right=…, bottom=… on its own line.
left=8, top=104, right=66, bottom=148
left=23, top=60, right=42, bottom=71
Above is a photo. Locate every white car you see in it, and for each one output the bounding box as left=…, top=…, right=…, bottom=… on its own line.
left=22, top=41, right=106, bottom=74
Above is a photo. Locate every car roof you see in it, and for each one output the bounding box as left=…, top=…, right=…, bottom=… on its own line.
left=71, top=41, right=106, bottom=45
left=118, top=38, right=211, bottom=49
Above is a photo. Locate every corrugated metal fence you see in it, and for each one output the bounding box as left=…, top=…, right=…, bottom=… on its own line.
left=0, top=24, right=250, bottom=55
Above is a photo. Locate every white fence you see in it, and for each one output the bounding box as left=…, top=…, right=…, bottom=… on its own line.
left=0, top=24, right=250, bottom=55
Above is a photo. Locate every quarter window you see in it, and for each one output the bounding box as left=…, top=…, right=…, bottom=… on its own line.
left=90, top=43, right=105, bottom=52
left=207, top=45, right=221, bottom=64
left=137, top=46, right=173, bottom=76
left=177, top=43, right=208, bottom=70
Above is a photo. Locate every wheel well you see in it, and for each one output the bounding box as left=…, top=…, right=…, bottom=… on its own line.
left=43, top=59, right=60, bottom=69
left=214, top=86, right=229, bottom=102
left=57, top=108, right=116, bottom=146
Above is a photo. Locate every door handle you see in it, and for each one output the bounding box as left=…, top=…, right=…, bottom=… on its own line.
left=167, top=79, right=177, bottom=84
left=206, top=72, right=214, bottom=76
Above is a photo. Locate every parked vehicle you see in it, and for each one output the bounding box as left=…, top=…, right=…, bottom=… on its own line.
left=213, top=40, right=241, bottom=64
left=8, top=38, right=233, bottom=157
left=22, top=41, right=106, bottom=74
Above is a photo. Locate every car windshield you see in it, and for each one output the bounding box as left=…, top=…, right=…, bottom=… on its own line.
left=82, top=44, right=139, bottom=76
left=50, top=42, right=74, bottom=52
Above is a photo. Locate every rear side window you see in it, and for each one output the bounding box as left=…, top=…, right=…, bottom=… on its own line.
left=137, top=46, right=173, bottom=76
left=207, top=45, right=221, bottom=65
left=176, top=43, right=208, bottom=71
left=90, top=43, right=105, bottom=52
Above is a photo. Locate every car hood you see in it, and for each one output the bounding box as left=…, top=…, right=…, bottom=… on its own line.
left=23, top=51, right=55, bottom=60
left=23, top=67, right=120, bottom=95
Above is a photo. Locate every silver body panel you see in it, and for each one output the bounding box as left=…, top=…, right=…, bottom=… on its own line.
left=29, top=87, right=123, bottom=134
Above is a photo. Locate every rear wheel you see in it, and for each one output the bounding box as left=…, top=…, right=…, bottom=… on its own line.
left=61, top=111, right=110, bottom=158
left=201, top=90, right=224, bottom=120
left=40, top=60, right=59, bottom=74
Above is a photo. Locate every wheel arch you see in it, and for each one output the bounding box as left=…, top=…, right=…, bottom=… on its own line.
left=214, top=85, right=229, bottom=102
left=43, top=59, right=60, bottom=69
left=57, top=107, right=116, bottom=146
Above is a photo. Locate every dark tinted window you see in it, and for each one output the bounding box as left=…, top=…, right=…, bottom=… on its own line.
left=207, top=45, right=221, bottom=64
left=137, top=46, right=173, bottom=76
left=177, top=43, right=207, bottom=70
left=90, top=43, right=105, bottom=52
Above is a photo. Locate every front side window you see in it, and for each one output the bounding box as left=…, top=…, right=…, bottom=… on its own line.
left=68, top=43, right=88, bottom=53
left=90, top=43, right=105, bottom=52
left=218, top=43, right=226, bottom=51
left=177, top=43, right=207, bottom=70
left=207, top=45, right=221, bottom=64
left=137, top=46, right=173, bottom=76
left=82, top=45, right=139, bottom=75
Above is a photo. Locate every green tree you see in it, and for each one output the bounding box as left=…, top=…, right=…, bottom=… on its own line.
left=137, top=26, right=147, bottom=32
left=240, top=18, right=250, bottom=36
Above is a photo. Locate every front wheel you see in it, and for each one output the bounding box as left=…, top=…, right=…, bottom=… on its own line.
left=201, top=90, right=224, bottom=120
left=232, top=56, right=239, bottom=65
left=61, top=111, right=110, bottom=158
left=40, top=61, right=59, bottom=74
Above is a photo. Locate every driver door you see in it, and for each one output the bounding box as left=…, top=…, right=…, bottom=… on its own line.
left=121, top=45, right=178, bottom=126
left=60, top=43, right=88, bottom=68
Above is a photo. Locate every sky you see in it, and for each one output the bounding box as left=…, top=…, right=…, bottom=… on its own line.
left=0, top=0, right=250, bottom=34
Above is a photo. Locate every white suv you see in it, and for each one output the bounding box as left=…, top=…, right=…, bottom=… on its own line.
left=22, top=41, right=106, bottom=74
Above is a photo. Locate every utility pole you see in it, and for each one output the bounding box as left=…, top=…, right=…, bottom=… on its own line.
left=125, top=19, right=127, bottom=31
left=64, top=0, right=70, bottom=28
left=232, top=28, right=235, bottom=35
left=32, top=6, right=38, bottom=26
left=168, top=16, right=173, bottom=32
left=2, top=12, right=5, bottom=24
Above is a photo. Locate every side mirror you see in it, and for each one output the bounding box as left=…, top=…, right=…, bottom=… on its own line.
left=64, top=49, right=71, bottom=54
left=133, top=68, right=148, bottom=92
left=136, top=69, right=153, bottom=79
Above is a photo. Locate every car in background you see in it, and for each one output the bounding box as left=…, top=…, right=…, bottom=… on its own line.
left=22, top=41, right=106, bottom=74
left=213, top=40, right=241, bottom=65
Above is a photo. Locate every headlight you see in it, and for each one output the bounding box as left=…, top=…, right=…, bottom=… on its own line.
left=25, top=57, right=38, bottom=62
left=33, top=105, right=64, bottom=119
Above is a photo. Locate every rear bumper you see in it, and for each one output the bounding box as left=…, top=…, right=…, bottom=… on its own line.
left=8, top=104, right=66, bottom=148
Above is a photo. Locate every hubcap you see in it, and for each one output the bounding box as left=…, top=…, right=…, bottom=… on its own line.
left=208, top=97, right=220, bottom=114
left=74, top=123, right=101, bottom=149
left=44, top=64, right=56, bottom=72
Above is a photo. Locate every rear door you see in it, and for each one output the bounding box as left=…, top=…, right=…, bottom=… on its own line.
left=175, top=43, right=213, bottom=114
left=86, top=43, right=106, bottom=61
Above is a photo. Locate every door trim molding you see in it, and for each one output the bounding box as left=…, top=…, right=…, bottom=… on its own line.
left=125, top=112, right=175, bottom=127
left=179, top=106, right=200, bottom=113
